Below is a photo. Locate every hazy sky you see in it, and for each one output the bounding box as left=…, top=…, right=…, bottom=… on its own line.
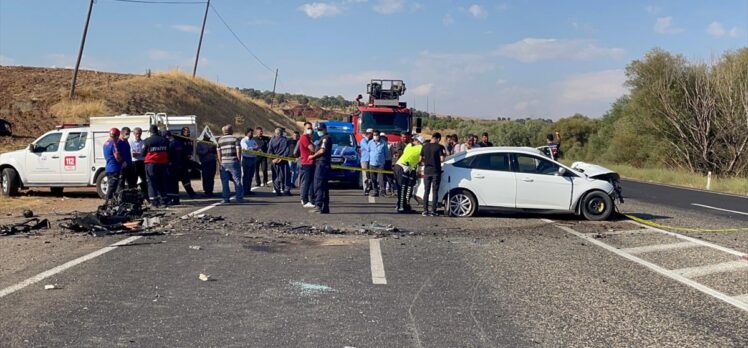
left=1, top=0, right=747, bottom=119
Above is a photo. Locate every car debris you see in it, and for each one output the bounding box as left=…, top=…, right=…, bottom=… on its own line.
left=22, top=209, right=34, bottom=218
left=58, top=188, right=164, bottom=236
left=0, top=218, right=50, bottom=236
left=44, top=284, right=59, bottom=290
left=198, top=273, right=211, bottom=281
left=189, top=245, right=202, bottom=250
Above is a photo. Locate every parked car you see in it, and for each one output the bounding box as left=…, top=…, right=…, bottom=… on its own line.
left=0, top=113, right=197, bottom=198
left=414, top=147, right=623, bottom=220
left=313, top=121, right=361, bottom=187
left=0, top=119, right=12, bottom=136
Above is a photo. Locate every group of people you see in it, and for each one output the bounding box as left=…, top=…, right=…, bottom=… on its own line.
left=103, top=125, right=196, bottom=206
left=213, top=122, right=333, bottom=213
left=103, top=123, right=560, bottom=217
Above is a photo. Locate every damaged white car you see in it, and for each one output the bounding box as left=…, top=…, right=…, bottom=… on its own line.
left=415, top=147, right=623, bottom=220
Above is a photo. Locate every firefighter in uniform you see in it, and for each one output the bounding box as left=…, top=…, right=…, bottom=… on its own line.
left=141, top=125, right=170, bottom=207
left=166, top=129, right=197, bottom=205
left=308, top=123, right=332, bottom=214
left=394, top=135, right=424, bottom=213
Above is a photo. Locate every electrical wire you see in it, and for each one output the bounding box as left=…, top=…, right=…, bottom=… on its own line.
left=209, top=3, right=276, bottom=74
left=109, top=0, right=207, bottom=4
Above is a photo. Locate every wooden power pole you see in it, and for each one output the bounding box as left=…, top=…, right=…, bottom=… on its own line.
left=193, top=0, right=211, bottom=78
left=69, top=0, right=95, bottom=99
left=270, top=68, right=278, bottom=108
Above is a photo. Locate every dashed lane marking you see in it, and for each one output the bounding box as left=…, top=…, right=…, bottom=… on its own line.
left=691, top=203, right=748, bottom=217
left=553, top=224, right=748, bottom=312
left=673, top=260, right=748, bottom=279
left=369, top=239, right=387, bottom=285
left=0, top=202, right=224, bottom=300
left=621, top=241, right=700, bottom=255
left=626, top=220, right=747, bottom=258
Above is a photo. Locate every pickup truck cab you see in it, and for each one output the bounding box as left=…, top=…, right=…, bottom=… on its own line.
left=0, top=113, right=197, bottom=198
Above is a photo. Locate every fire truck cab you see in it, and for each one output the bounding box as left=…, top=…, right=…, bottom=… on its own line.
left=349, top=79, right=422, bottom=144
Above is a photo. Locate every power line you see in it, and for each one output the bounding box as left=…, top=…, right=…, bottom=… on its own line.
left=110, top=0, right=207, bottom=4
left=209, top=3, right=275, bottom=74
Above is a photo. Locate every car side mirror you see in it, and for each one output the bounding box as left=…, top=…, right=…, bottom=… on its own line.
left=557, top=167, right=567, bottom=176
left=415, top=117, right=422, bottom=134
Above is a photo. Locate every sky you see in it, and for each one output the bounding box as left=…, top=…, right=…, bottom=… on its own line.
left=1, top=0, right=747, bottom=120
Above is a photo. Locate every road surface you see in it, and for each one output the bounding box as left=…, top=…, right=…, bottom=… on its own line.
left=1, top=181, right=747, bottom=347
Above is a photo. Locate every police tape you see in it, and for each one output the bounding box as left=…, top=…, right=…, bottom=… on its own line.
left=241, top=149, right=396, bottom=175
left=624, top=213, right=748, bottom=232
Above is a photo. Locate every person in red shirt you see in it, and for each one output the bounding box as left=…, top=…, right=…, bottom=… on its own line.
left=298, top=122, right=316, bottom=208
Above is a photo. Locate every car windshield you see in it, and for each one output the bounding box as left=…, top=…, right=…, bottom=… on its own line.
left=361, top=111, right=410, bottom=133
left=313, top=132, right=355, bottom=147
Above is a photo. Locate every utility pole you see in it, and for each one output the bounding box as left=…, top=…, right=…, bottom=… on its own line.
left=426, top=96, right=429, bottom=114
left=270, top=68, right=278, bottom=108
left=433, top=99, right=436, bottom=116
left=192, top=0, right=211, bottom=78
left=69, top=0, right=95, bottom=99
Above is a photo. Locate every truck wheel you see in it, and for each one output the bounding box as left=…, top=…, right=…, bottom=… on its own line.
left=50, top=187, right=64, bottom=196
left=95, top=172, right=108, bottom=199
left=1, top=168, right=20, bottom=197
left=581, top=191, right=614, bottom=221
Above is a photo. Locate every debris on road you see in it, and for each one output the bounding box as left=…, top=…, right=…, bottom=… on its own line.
left=58, top=189, right=165, bottom=236
left=291, top=281, right=336, bottom=295
left=198, top=273, right=211, bottom=282
left=0, top=218, right=50, bottom=236
left=22, top=209, right=34, bottom=218
left=44, top=284, right=59, bottom=290
left=189, top=245, right=202, bottom=250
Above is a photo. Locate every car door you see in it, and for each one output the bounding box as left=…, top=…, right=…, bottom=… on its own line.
left=513, top=154, right=573, bottom=210
left=452, top=153, right=516, bottom=208
left=25, top=131, right=63, bottom=183
left=60, top=131, right=90, bottom=183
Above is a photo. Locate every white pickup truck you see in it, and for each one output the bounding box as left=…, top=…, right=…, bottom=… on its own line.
left=0, top=113, right=197, bottom=198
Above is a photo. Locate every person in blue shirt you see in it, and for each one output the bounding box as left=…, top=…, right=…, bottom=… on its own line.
left=103, top=128, right=124, bottom=202
left=359, top=128, right=373, bottom=195
left=118, top=127, right=135, bottom=191
left=367, top=130, right=389, bottom=197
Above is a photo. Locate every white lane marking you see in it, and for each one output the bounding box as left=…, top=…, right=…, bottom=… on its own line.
left=626, top=221, right=747, bottom=258
left=673, top=260, right=748, bottom=279
left=735, top=294, right=748, bottom=304
left=598, top=229, right=654, bottom=236
left=555, top=224, right=748, bottom=312
left=0, top=202, right=224, bottom=300
left=368, top=196, right=376, bottom=204
left=691, top=203, right=748, bottom=216
left=180, top=201, right=223, bottom=219
left=540, top=218, right=554, bottom=223
left=369, top=239, right=387, bottom=285
left=0, top=236, right=141, bottom=299
left=621, top=241, right=700, bottom=255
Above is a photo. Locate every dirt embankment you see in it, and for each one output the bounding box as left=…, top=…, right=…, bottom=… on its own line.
left=0, top=66, right=298, bottom=151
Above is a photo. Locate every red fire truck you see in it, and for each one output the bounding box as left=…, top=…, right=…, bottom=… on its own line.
left=348, top=79, right=422, bottom=144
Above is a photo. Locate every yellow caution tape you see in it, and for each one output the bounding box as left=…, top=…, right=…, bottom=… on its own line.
left=625, top=214, right=748, bottom=232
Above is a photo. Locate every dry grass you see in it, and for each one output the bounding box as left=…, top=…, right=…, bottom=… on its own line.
left=49, top=99, right=112, bottom=124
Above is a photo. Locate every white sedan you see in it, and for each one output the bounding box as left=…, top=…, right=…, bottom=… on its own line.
left=414, top=147, right=623, bottom=220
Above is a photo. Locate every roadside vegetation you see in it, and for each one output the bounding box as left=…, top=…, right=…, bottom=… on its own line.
left=421, top=48, right=748, bottom=195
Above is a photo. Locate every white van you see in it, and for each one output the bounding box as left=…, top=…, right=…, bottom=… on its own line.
left=0, top=113, right=197, bottom=198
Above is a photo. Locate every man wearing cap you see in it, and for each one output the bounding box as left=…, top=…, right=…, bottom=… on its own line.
left=308, top=123, right=332, bottom=214
left=103, top=128, right=124, bottom=202
left=394, top=135, right=424, bottom=213
left=359, top=128, right=374, bottom=195
left=141, top=125, right=170, bottom=206
left=367, top=130, right=388, bottom=197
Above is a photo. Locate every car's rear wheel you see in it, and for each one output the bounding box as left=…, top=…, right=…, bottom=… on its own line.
left=95, top=172, right=108, bottom=199
left=581, top=191, right=614, bottom=221
left=1, top=168, right=20, bottom=197
left=447, top=189, right=477, bottom=217
left=50, top=187, right=64, bottom=196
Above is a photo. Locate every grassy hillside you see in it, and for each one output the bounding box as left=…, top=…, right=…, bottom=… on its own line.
left=0, top=66, right=297, bottom=151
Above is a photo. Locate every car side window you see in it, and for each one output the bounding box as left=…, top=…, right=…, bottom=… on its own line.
left=64, top=132, right=88, bottom=152
left=452, top=156, right=475, bottom=168
left=516, top=154, right=561, bottom=176
left=472, top=153, right=511, bottom=171
left=35, top=133, right=62, bottom=153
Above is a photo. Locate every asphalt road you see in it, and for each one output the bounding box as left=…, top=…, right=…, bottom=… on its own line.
left=622, top=179, right=748, bottom=222
left=1, top=183, right=748, bottom=347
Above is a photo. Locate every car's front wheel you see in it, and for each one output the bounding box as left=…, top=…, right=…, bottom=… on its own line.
left=1, top=168, right=20, bottom=197
left=447, top=189, right=477, bottom=217
left=581, top=191, right=614, bottom=221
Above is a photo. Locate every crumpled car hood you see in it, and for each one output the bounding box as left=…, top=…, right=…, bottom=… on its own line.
left=571, top=161, right=619, bottom=180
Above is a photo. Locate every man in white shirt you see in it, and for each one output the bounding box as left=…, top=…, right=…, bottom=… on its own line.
left=240, top=127, right=259, bottom=196
left=128, top=127, right=148, bottom=198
